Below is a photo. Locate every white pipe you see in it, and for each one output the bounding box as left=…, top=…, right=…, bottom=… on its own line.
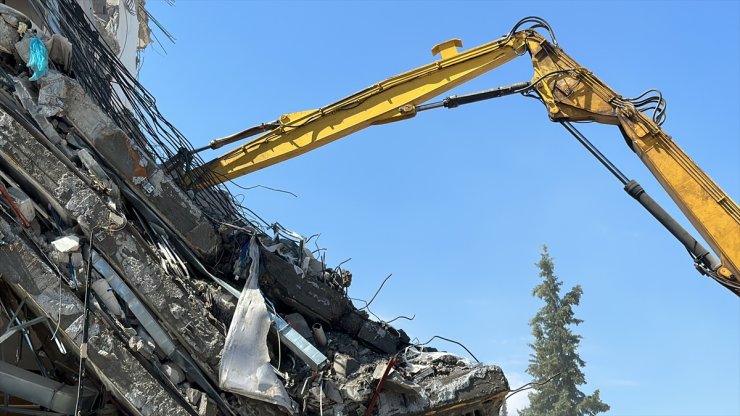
left=91, top=278, right=123, bottom=318
left=0, top=360, right=95, bottom=413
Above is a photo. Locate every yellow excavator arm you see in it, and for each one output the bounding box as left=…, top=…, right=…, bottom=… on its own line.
left=187, top=31, right=530, bottom=184
left=523, top=35, right=740, bottom=291
left=186, top=17, right=739, bottom=294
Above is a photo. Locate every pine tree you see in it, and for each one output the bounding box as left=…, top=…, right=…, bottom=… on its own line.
left=518, top=246, right=609, bottom=416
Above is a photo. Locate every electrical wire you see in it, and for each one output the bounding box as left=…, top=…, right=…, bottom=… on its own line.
left=413, top=335, right=480, bottom=364
left=74, top=229, right=97, bottom=415
left=384, top=314, right=415, bottom=324
left=225, top=181, right=298, bottom=198
left=30, top=0, right=241, bottom=223
left=505, top=372, right=561, bottom=400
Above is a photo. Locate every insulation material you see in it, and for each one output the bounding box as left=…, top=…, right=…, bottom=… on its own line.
left=219, top=235, right=296, bottom=413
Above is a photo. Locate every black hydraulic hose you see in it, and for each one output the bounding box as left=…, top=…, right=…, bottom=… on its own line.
left=192, top=121, right=280, bottom=153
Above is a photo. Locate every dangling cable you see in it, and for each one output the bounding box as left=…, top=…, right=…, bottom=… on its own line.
left=74, top=232, right=96, bottom=415
left=505, top=16, right=558, bottom=46
left=612, top=89, right=667, bottom=126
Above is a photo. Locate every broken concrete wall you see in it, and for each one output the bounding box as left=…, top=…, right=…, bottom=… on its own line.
left=0, top=217, right=191, bottom=416
left=0, top=106, right=224, bottom=375
left=31, top=70, right=222, bottom=261
left=260, top=248, right=410, bottom=355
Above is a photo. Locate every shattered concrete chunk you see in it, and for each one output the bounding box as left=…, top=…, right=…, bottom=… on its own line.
left=372, top=360, right=395, bottom=380
left=285, top=312, right=314, bottom=342
left=333, top=353, right=360, bottom=378
left=358, top=321, right=403, bottom=354
left=161, top=362, right=185, bottom=384
left=51, top=235, right=80, bottom=252
left=0, top=3, right=30, bottom=55
left=323, top=380, right=344, bottom=404
left=425, top=366, right=508, bottom=413
left=8, top=27, right=31, bottom=59
left=198, top=396, right=218, bottom=416
left=0, top=106, right=225, bottom=374
left=340, top=378, right=373, bottom=403
left=186, top=387, right=203, bottom=406
left=5, top=186, right=34, bottom=221
left=128, top=335, right=156, bottom=360
left=45, top=34, right=73, bottom=71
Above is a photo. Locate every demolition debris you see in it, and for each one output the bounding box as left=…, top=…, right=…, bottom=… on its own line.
left=0, top=1, right=509, bottom=415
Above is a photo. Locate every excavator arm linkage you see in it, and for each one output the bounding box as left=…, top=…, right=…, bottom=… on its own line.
left=187, top=17, right=739, bottom=294
left=524, top=36, right=739, bottom=292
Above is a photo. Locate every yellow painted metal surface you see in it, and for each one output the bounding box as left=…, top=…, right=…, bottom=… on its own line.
left=192, top=22, right=738, bottom=290
left=525, top=37, right=740, bottom=284
left=189, top=32, right=528, bottom=186
left=431, top=39, right=463, bottom=60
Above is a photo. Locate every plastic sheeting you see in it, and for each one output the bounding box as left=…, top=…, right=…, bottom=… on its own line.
left=27, top=37, right=48, bottom=81
left=219, top=236, right=297, bottom=414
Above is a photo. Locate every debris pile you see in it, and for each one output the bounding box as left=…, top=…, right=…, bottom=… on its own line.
left=0, top=2, right=509, bottom=415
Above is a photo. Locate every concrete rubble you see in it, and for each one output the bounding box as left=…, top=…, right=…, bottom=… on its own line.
left=0, top=2, right=510, bottom=415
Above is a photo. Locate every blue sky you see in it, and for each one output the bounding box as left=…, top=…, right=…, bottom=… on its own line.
left=140, top=2, right=739, bottom=415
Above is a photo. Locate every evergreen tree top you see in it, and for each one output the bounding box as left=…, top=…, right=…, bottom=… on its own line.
left=518, top=246, right=609, bottom=416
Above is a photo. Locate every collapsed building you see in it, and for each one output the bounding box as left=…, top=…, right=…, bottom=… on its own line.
left=0, top=1, right=509, bottom=415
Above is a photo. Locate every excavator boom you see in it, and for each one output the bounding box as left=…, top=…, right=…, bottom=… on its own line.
left=187, top=17, right=739, bottom=294
left=186, top=30, right=531, bottom=186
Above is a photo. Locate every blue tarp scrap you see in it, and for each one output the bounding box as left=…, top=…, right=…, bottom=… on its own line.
left=28, top=37, right=49, bottom=81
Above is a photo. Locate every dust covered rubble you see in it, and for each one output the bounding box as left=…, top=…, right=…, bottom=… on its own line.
left=0, top=3, right=510, bottom=415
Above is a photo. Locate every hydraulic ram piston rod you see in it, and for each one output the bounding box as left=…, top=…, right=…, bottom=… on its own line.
left=559, top=121, right=722, bottom=276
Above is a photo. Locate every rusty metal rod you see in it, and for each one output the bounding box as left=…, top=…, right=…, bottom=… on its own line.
left=364, top=356, right=397, bottom=416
